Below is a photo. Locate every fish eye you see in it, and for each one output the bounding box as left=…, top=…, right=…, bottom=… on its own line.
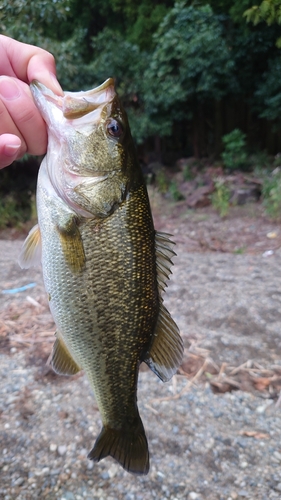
left=106, top=118, right=123, bottom=138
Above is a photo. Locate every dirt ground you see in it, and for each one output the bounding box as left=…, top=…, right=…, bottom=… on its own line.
left=2, top=193, right=281, bottom=499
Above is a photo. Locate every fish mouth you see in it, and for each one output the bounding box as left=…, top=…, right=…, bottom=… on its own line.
left=30, top=78, right=116, bottom=123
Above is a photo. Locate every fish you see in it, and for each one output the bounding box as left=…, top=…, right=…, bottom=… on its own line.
left=19, top=78, right=183, bottom=475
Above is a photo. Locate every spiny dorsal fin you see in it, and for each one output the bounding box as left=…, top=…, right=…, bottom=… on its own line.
left=144, top=304, right=183, bottom=382
left=155, top=231, right=176, bottom=294
left=144, top=231, right=183, bottom=381
left=18, top=224, right=42, bottom=269
left=49, top=332, right=81, bottom=375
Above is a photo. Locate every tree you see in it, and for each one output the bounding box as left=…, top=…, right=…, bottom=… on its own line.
left=244, top=0, right=281, bottom=46
left=1, top=0, right=281, bottom=158
left=142, top=2, right=234, bottom=156
left=254, top=57, right=281, bottom=123
left=244, top=0, right=281, bottom=25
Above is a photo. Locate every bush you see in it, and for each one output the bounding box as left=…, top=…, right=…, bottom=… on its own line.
left=169, top=181, right=185, bottom=201
left=0, top=158, right=38, bottom=229
left=211, top=177, right=230, bottom=217
left=221, top=129, right=248, bottom=171
left=262, top=168, right=281, bottom=218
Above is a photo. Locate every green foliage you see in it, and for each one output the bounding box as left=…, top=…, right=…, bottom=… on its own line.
left=233, top=246, right=246, bottom=254
left=0, top=0, right=72, bottom=42
left=0, top=197, right=19, bottom=229
left=87, top=28, right=149, bottom=140
left=262, top=168, right=281, bottom=217
left=0, top=0, right=88, bottom=90
left=244, top=0, right=281, bottom=46
left=143, top=2, right=234, bottom=136
left=249, top=150, right=272, bottom=170
left=183, top=164, right=194, bottom=181
left=168, top=181, right=185, bottom=201
left=211, top=177, right=230, bottom=217
left=1, top=0, right=281, bottom=160
left=89, top=28, right=145, bottom=95
left=126, top=3, right=171, bottom=50
left=229, top=0, right=256, bottom=22
left=221, top=129, right=248, bottom=170
left=0, top=161, right=37, bottom=229
left=244, top=0, right=281, bottom=25
left=155, top=169, right=169, bottom=194
left=254, top=57, right=281, bottom=123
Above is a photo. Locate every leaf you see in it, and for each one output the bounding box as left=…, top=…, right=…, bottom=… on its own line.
left=240, top=430, right=270, bottom=439
left=253, top=377, right=271, bottom=391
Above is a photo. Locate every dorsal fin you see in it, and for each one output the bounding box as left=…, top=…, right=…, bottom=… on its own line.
left=143, top=304, right=183, bottom=382
left=143, top=231, right=183, bottom=381
left=18, top=224, right=42, bottom=269
left=155, top=231, right=176, bottom=294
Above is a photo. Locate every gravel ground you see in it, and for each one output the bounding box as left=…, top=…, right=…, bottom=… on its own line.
left=1, top=207, right=281, bottom=500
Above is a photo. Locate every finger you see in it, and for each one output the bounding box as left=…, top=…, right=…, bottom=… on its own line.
left=27, top=54, right=63, bottom=95
left=0, top=134, right=21, bottom=169
left=0, top=76, right=48, bottom=156
left=0, top=35, right=63, bottom=95
left=0, top=84, right=27, bottom=156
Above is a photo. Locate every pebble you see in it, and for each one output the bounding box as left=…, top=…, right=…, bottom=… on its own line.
left=273, top=451, right=281, bottom=462
left=240, top=461, right=248, bottom=469
left=61, top=493, right=75, bottom=500
left=58, top=445, right=67, bottom=456
left=256, top=405, right=268, bottom=414
left=14, top=477, right=25, bottom=487
left=204, top=438, right=215, bottom=449
left=108, top=464, right=118, bottom=478
left=2, top=242, right=281, bottom=499
left=238, top=491, right=249, bottom=498
left=87, top=461, right=94, bottom=471
left=100, top=471, right=109, bottom=479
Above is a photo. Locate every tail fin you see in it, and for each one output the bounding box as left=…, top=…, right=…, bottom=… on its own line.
left=88, top=421, right=149, bottom=475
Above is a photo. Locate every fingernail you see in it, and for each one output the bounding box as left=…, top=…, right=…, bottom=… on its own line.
left=32, top=72, right=63, bottom=95
left=49, top=73, right=63, bottom=95
left=0, top=77, right=21, bottom=100
left=4, top=142, right=21, bottom=157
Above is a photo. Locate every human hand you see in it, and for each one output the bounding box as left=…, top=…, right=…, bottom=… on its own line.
left=0, top=35, right=63, bottom=169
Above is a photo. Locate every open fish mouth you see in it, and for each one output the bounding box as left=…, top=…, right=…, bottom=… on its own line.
left=30, top=78, right=116, bottom=125
left=29, top=78, right=119, bottom=217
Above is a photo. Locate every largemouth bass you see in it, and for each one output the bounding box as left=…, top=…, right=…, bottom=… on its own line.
left=19, top=78, right=183, bottom=475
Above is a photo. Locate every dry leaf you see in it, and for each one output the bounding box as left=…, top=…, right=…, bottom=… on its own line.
left=240, top=430, right=269, bottom=439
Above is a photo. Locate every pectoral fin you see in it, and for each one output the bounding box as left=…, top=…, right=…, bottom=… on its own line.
left=144, top=304, right=183, bottom=382
left=56, top=216, right=86, bottom=273
left=18, top=224, right=42, bottom=269
left=49, top=332, right=81, bottom=375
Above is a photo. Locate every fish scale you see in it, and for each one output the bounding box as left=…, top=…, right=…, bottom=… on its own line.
left=19, top=78, right=183, bottom=475
left=39, top=170, right=158, bottom=441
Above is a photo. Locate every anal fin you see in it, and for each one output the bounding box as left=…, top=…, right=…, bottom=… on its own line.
left=144, top=304, right=183, bottom=382
left=18, top=224, right=42, bottom=269
left=49, top=332, right=81, bottom=375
